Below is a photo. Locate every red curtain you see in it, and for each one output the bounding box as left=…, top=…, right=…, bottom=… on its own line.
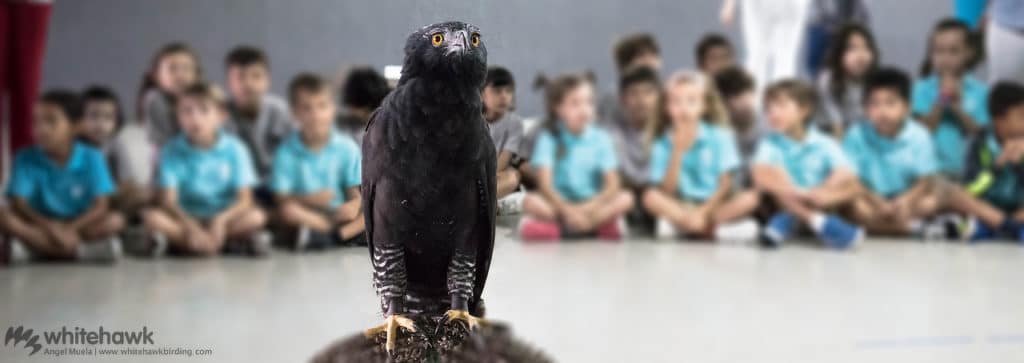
left=0, top=1, right=53, bottom=162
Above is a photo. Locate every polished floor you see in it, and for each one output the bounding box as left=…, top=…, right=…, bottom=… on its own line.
left=2, top=228, right=1024, bottom=363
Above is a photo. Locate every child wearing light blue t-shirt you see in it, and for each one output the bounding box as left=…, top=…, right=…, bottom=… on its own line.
left=843, top=68, right=961, bottom=238
left=273, top=74, right=364, bottom=250
left=0, top=91, right=124, bottom=265
left=912, top=19, right=989, bottom=177
left=641, top=71, right=759, bottom=242
left=753, top=80, right=864, bottom=250
left=520, top=73, right=634, bottom=241
left=142, top=82, right=269, bottom=257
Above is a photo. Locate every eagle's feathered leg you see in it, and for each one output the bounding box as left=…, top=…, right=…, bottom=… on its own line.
left=364, top=242, right=416, bottom=354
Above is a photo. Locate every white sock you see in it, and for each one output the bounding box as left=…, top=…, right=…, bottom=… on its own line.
left=809, top=213, right=827, bottom=234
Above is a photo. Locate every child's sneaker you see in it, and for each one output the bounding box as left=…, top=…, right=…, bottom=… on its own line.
left=77, top=237, right=122, bottom=264
left=294, top=226, right=334, bottom=251
left=715, top=218, right=760, bottom=245
left=655, top=218, right=679, bottom=240
left=962, top=217, right=999, bottom=243
left=761, top=212, right=797, bottom=248
left=497, top=191, right=525, bottom=216
left=518, top=217, right=560, bottom=241
left=7, top=238, right=31, bottom=265
left=817, top=215, right=863, bottom=250
left=120, top=225, right=150, bottom=255
left=596, top=217, right=626, bottom=240
left=242, top=231, right=273, bottom=257
left=138, top=231, right=169, bottom=258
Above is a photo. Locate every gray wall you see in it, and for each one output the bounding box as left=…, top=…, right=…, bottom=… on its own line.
left=41, top=0, right=952, bottom=117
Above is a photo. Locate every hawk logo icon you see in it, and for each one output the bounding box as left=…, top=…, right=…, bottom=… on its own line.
left=5, top=326, right=42, bottom=356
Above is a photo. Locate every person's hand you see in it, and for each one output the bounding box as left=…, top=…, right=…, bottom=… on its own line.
left=997, top=139, right=1024, bottom=166
left=671, top=127, right=696, bottom=154
left=940, top=75, right=962, bottom=107
left=888, top=199, right=911, bottom=221
left=49, top=223, right=80, bottom=252
left=209, top=216, right=229, bottom=245
left=561, top=206, right=591, bottom=232
left=184, top=220, right=211, bottom=252
left=719, top=0, right=736, bottom=26
left=690, top=207, right=711, bottom=232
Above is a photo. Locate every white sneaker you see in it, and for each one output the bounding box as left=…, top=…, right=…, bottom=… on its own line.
left=150, top=231, right=168, bottom=258
left=8, top=238, right=32, bottom=264
left=294, top=226, right=311, bottom=251
left=77, top=237, right=122, bottom=264
left=655, top=218, right=678, bottom=240
left=715, top=218, right=760, bottom=245
left=249, top=231, right=273, bottom=257
left=497, top=191, right=526, bottom=216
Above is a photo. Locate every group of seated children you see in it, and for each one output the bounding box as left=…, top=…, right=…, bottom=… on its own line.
left=503, top=20, right=1024, bottom=250
left=0, top=46, right=368, bottom=265
left=4, top=17, right=1024, bottom=265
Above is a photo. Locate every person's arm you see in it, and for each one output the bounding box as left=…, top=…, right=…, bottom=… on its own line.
left=159, top=189, right=199, bottom=227
left=720, top=0, right=738, bottom=26
left=593, top=170, right=623, bottom=205
left=496, top=150, right=514, bottom=172
left=536, top=168, right=569, bottom=213
left=285, top=190, right=335, bottom=210
left=67, top=197, right=111, bottom=233
left=917, top=102, right=945, bottom=131
left=698, top=173, right=734, bottom=216
left=658, top=149, right=685, bottom=195
left=337, top=186, right=362, bottom=221
left=949, top=103, right=982, bottom=134
left=752, top=164, right=799, bottom=195
left=210, top=188, right=254, bottom=227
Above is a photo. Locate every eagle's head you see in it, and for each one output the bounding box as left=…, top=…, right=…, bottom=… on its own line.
left=400, top=21, right=487, bottom=87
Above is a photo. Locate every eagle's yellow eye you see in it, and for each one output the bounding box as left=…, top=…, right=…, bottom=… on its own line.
left=471, top=33, right=480, bottom=47
left=431, top=33, right=444, bottom=46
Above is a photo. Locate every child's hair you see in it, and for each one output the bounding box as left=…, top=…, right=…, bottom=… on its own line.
left=341, top=67, right=389, bottom=110
left=989, top=81, right=1024, bottom=121
left=135, top=42, right=202, bottom=119
left=919, top=18, right=976, bottom=76
left=533, top=71, right=596, bottom=158
left=764, top=79, right=819, bottom=125
left=646, top=70, right=730, bottom=144
left=40, top=89, right=84, bottom=123
left=695, top=33, right=732, bottom=69
left=179, top=81, right=227, bottom=109
left=862, top=67, right=912, bottom=103
left=82, top=85, right=126, bottom=131
left=225, top=45, right=269, bottom=69
left=825, top=23, right=879, bottom=103
left=289, top=72, right=331, bottom=105
left=618, top=65, right=660, bottom=93
left=485, top=66, right=516, bottom=89
left=713, top=65, right=755, bottom=100
left=612, top=33, right=660, bottom=71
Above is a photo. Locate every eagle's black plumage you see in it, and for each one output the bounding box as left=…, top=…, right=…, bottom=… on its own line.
left=362, top=21, right=495, bottom=324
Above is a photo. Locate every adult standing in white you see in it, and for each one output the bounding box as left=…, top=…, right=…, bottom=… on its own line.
left=987, top=0, right=1024, bottom=84
left=721, top=0, right=812, bottom=93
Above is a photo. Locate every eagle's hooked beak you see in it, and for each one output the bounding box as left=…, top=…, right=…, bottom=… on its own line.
left=445, top=30, right=469, bottom=56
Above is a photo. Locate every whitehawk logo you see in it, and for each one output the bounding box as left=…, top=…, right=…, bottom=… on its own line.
left=5, top=326, right=42, bottom=356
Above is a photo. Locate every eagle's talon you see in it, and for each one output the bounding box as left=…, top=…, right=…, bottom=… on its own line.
left=445, top=309, right=486, bottom=330
left=364, top=314, right=417, bottom=354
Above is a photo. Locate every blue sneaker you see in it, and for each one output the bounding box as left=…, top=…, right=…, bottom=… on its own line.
left=761, top=212, right=797, bottom=248
left=817, top=215, right=864, bottom=250
left=963, top=217, right=999, bottom=243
